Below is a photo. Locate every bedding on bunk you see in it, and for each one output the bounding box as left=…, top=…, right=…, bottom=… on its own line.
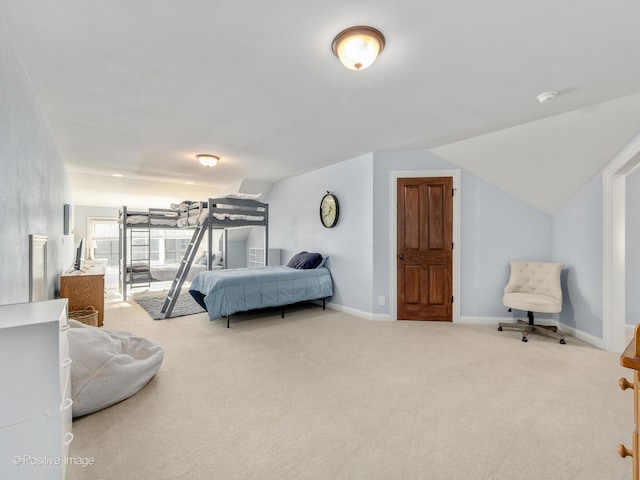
left=123, top=212, right=178, bottom=227
left=126, top=263, right=222, bottom=282
left=149, top=263, right=213, bottom=282
left=176, top=209, right=265, bottom=227
left=189, top=265, right=333, bottom=321
left=173, top=195, right=266, bottom=228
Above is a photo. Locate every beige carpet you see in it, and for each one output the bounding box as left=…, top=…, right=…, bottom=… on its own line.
left=67, top=299, right=632, bottom=480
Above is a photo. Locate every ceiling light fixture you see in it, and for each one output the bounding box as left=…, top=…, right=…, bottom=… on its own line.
left=536, top=91, right=558, bottom=103
left=332, top=26, right=385, bottom=71
left=196, top=154, right=219, bottom=168
left=112, top=173, right=123, bottom=177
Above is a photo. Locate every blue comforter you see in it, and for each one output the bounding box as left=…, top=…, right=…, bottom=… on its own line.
left=189, top=266, right=333, bottom=320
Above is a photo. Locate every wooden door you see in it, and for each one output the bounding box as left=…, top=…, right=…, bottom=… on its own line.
left=397, top=177, right=453, bottom=321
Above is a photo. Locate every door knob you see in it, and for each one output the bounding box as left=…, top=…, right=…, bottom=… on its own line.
left=399, top=254, right=404, bottom=260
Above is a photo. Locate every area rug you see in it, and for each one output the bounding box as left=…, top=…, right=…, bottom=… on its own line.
left=132, top=288, right=205, bottom=320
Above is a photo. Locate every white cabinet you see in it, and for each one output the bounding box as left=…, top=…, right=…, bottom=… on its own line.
left=0, top=299, right=73, bottom=480
left=249, top=248, right=281, bottom=267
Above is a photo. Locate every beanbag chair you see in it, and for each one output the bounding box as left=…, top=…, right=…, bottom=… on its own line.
left=68, top=320, right=164, bottom=417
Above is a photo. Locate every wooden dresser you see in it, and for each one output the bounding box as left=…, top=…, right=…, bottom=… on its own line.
left=620, top=324, right=640, bottom=479
left=60, top=269, right=105, bottom=327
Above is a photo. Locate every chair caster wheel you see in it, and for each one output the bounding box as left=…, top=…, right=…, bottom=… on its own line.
left=497, top=326, right=503, bottom=331
left=522, top=337, right=528, bottom=342
left=560, top=339, right=566, bottom=345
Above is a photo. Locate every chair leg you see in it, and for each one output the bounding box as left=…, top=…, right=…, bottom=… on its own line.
left=498, top=311, right=566, bottom=344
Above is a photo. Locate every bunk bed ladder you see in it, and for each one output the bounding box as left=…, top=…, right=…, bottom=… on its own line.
left=161, top=221, right=208, bottom=318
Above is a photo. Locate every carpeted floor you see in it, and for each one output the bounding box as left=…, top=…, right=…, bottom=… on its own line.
left=132, top=288, right=205, bottom=320
left=67, top=299, right=632, bottom=480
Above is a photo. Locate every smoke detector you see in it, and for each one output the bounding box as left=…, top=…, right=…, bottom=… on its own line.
left=537, top=91, right=558, bottom=103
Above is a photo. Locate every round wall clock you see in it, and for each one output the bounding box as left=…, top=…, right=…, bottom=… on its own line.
left=319, top=192, right=339, bottom=228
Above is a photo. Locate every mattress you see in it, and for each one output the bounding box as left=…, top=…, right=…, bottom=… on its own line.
left=189, top=266, right=333, bottom=321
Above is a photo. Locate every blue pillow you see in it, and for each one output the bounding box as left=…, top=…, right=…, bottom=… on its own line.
left=287, top=251, right=323, bottom=269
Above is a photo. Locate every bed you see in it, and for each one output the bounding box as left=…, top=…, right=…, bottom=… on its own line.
left=189, top=265, right=333, bottom=326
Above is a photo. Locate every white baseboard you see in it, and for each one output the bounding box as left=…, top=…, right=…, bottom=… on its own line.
left=325, top=303, right=391, bottom=321
left=556, top=322, right=604, bottom=349
left=458, top=316, right=507, bottom=325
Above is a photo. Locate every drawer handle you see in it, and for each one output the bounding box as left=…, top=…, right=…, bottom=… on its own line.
left=61, top=358, right=72, bottom=368
left=64, top=432, right=74, bottom=446
left=60, top=324, right=71, bottom=333
left=618, top=443, right=633, bottom=458
left=61, top=398, right=74, bottom=411
left=619, top=377, right=634, bottom=391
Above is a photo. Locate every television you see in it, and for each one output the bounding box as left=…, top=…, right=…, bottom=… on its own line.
left=74, top=238, right=85, bottom=271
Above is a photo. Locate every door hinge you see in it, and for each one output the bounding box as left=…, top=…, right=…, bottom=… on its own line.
left=452, top=242, right=454, bottom=250
left=452, top=296, right=454, bottom=303
left=452, top=188, right=456, bottom=196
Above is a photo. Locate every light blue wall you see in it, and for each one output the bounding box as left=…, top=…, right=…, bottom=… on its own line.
left=627, top=168, right=640, bottom=326
left=267, top=154, right=374, bottom=312
left=460, top=172, right=553, bottom=317
left=552, top=174, right=603, bottom=338
left=267, top=149, right=551, bottom=318
left=0, top=25, right=74, bottom=304
left=372, top=150, right=552, bottom=318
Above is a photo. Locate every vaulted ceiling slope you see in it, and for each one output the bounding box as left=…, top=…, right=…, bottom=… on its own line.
left=2, top=0, right=640, bottom=212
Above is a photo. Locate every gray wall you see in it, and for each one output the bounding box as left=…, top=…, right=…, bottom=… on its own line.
left=267, top=153, right=374, bottom=312
left=627, top=168, right=640, bottom=326
left=552, top=174, right=603, bottom=338
left=371, top=150, right=553, bottom=318
left=0, top=25, right=74, bottom=304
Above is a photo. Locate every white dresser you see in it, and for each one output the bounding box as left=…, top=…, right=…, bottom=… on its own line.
left=0, top=299, right=73, bottom=479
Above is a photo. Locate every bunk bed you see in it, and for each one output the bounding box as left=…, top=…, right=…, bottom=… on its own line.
left=119, top=196, right=269, bottom=303
left=119, top=207, right=181, bottom=299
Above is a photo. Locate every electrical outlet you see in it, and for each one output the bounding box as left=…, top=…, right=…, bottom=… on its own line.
left=378, top=296, right=386, bottom=306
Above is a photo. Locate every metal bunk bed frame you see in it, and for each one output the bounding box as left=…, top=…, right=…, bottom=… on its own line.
left=119, top=198, right=269, bottom=308
left=161, top=197, right=269, bottom=319
left=119, top=206, right=181, bottom=301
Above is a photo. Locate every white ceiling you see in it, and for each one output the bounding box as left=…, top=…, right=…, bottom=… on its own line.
left=2, top=0, right=640, bottom=212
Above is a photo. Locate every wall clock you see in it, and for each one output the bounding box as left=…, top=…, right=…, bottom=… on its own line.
left=319, top=192, right=339, bottom=228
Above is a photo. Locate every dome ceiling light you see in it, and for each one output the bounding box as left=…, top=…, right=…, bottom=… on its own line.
left=196, top=154, right=219, bottom=167
left=332, top=26, right=385, bottom=71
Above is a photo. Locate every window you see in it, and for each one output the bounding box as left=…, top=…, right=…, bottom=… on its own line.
left=88, top=217, right=119, bottom=267
left=87, top=218, right=197, bottom=268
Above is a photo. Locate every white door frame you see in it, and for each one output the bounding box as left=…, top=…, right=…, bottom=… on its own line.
left=390, top=170, right=461, bottom=323
left=603, top=133, right=640, bottom=352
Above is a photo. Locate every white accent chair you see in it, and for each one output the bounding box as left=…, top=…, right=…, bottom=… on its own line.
left=497, top=261, right=566, bottom=344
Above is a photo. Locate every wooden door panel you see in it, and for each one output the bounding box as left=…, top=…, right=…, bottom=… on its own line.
left=427, top=185, right=445, bottom=250
left=404, top=185, right=421, bottom=250
left=403, top=265, right=422, bottom=304
left=428, top=265, right=446, bottom=305
left=397, top=177, right=453, bottom=321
